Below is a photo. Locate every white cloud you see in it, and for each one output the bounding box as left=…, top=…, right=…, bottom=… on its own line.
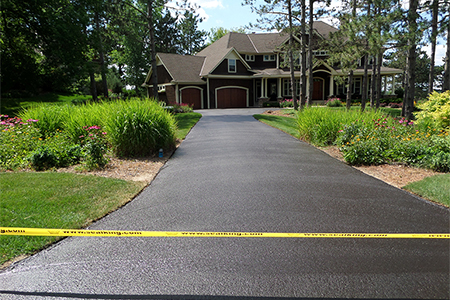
left=422, top=43, right=447, bottom=66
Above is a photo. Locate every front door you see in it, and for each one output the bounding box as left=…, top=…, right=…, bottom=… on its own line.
left=313, top=78, right=324, bottom=100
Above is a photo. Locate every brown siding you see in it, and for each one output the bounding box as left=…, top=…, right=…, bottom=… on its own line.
left=157, top=65, right=172, bottom=84
left=211, top=59, right=253, bottom=75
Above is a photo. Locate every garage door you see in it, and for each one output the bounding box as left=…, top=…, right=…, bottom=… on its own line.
left=217, top=88, right=247, bottom=108
left=181, top=88, right=202, bottom=109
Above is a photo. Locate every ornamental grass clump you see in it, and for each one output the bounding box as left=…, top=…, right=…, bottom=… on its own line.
left=297, top=107, right=384, bottom=146
left=103, top=99, right=176, bottom=157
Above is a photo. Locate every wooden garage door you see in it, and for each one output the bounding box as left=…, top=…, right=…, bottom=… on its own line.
left=181, top=88, right=202, bottom=109
left=217, top=88, right=247, bottom=108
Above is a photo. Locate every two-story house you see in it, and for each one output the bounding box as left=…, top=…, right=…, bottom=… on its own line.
left=143, top=21, right=402, bottom=109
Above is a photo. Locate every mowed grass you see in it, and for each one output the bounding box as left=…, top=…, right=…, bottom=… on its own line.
left=1, top=93, right=92, bottom=117
left=404, top=174, right=450, bottom=207
left=174, top=112, right=202, bottom=140
left=254, top=114, right=300, bottom=138
left=0, top=172, right=146, bottom=265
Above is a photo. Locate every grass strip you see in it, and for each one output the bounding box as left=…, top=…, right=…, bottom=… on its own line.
left=403, top=174, right=450, bottom=207
left=174, top=112, right=202, bottom=140
left=0, top=172, right=146, bottom=265
left=254, top=114, right=299, bottom=138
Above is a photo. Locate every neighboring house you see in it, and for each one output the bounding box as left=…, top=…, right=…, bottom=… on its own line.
left=143, top=21, right=402, bottom=109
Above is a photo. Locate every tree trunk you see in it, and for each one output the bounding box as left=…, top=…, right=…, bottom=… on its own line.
left=288, top=0, right=298, bottom=110
left=346, top=70, right=353, bottom=110
left=376, top=52, right=383, bottom=108
left=89, top=68, right=98, bottom=102
left=361, top=54, right=368, bottom=112
left=404, top=0, right=418, bottom=120
left=95, top=11, right=108, bottom=98
left=443, top=20, right=450, bottom=92
left=300, top=0, right=307, bottom=108
left=148, top=0, right=159, bottom=100
left=428, top=0, right=438, bottom=94
left=307, top=0, right=314, bottom=107
left=370, top=57, right=376, bottom=108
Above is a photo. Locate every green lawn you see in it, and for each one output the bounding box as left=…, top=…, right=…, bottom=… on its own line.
left=404, top=174, right=450, bottom=207
left=254, top=114, right=299, bottom=138
left=174, top=112, right=202, bottom=140
left=0, top=172, right=146, bottom=265
left=1, top=93, right=92, bottom=117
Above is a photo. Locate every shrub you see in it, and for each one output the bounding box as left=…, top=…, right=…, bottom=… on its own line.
left=79, top=125, right=109, bottom=170
left=280, top=99, right=298, bottom=108
left=415, top=91, right=450, bottom=131
left=29, top=146, right=58, bottom=171
left=326, top=98, right=343, bottom=107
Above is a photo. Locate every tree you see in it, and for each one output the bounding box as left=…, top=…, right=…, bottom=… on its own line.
left=178, top=10, right=207, bottom=55
left=404, top=0, right=419, bottom=120
left=207, top=27, right=246, bottom=45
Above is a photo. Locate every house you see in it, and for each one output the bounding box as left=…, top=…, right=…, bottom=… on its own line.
left=143, top=21, right=402, bottom=109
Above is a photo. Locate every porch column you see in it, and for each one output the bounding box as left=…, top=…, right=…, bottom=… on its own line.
left=277, top=78, right=282, bottom=99
left=392, top=75, right=396, bottom=95
left=175, top=84, right=179, bottom=104
left=329, top=75, right=334, bottom=97
left=261, top=78, right=265, bottom=98
left=207, top=78, right=210, bottom=109
left=384, top=75, right=388, bottom=94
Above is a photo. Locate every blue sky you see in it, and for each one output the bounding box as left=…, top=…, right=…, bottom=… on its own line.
left=182, top=0, right=446, bottom=66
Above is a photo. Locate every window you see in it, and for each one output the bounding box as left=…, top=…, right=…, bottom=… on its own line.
left=283, top=78, right=300, bottom=97
left=228, top=59, right=236, bottom=73
left=263, top=54, right=276, bottom=61
left=352, top=78, right=361, bottom=95
left=245, top=54, right=255, bottom=61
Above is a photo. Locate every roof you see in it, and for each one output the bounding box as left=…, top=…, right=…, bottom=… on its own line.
left=157, top=53, right=205, bottom=83
left=312, top=21, right=339, bottom=39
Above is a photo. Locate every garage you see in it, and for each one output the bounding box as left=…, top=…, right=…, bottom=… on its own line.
left=216, top=87, right=247, bottom=108
left=180, top=87, right=202, bottom=109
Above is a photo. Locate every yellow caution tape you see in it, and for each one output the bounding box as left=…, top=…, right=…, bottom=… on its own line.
left=1, top=227, right=449, bottom=239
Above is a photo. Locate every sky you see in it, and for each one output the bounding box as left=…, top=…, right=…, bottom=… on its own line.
left=174, top=0, right=447, bottom=66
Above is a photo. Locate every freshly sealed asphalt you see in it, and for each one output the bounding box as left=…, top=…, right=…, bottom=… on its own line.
left=1, top=108, right=449, bottom=299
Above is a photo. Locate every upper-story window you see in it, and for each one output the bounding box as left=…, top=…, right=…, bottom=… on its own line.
left=263, top=54, right=276, bottom=62
left=228, top=59, right=236, bottom=73
left=245, top=54, right=255, bottom=61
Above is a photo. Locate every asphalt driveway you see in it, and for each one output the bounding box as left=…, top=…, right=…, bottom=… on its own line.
left=1, top=108, right=449, bottom=299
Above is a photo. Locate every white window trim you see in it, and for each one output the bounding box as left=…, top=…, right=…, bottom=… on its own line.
left=245, top=54, right=255, bottom=62
left=263, top=54, right=276, bottom=62
left=228, top=59, right=237, bottom=73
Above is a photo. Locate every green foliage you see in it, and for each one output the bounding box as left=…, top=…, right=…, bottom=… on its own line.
left=415, top=91, right=450, bottom=131
left=19, top=104, right=69, bottom=138
left=103, top=99, right=176, bottom=157
left=297, top=107, right=385, bottom=146
left=0, top=117, right=41, bottom=169
left=336, top=116, right=450, bottom=171
left=0, top=172, right=145, bottom=264
left=326, top=98, right=344, bottom=107
left=279, top=99, right=298, bottom=108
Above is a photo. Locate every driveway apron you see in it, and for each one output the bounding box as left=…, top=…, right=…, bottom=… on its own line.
left=1, top=108, right=449, bottom=299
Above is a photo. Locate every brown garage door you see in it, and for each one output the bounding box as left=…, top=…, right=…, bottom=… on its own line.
left=181, top=88, right=202, bottom=109
left=217, top=88, right=247, bottom=108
